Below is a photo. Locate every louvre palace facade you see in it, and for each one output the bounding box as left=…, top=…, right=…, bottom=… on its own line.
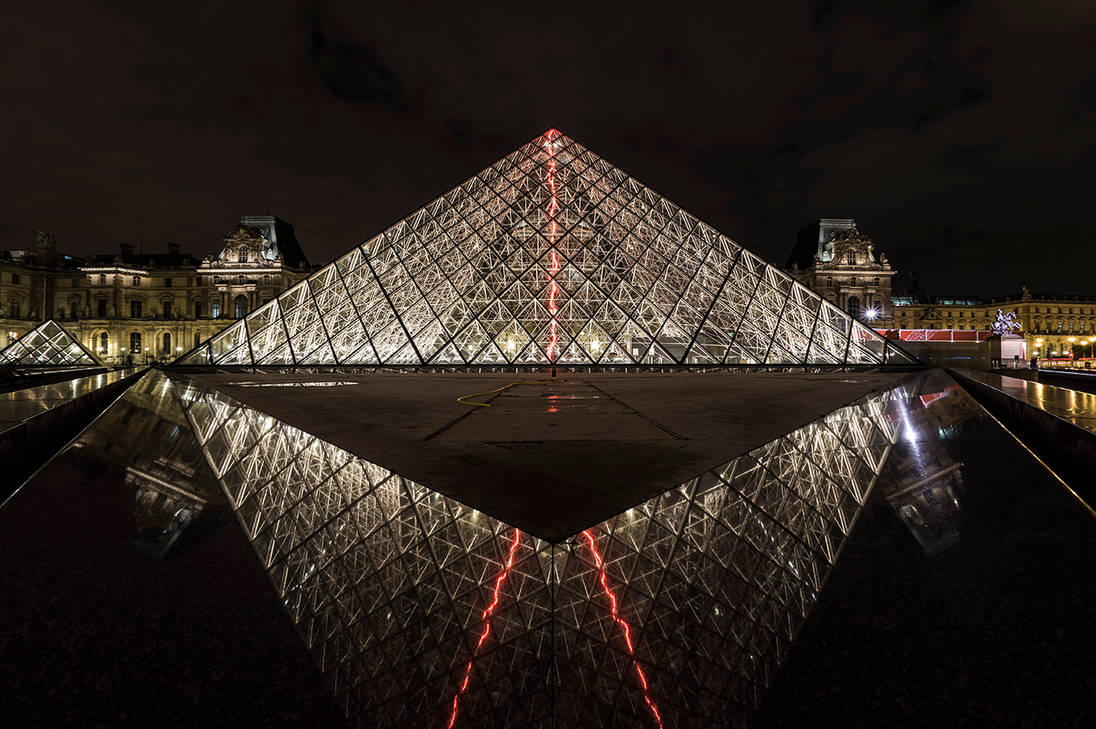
left=0, top=217, right=315, bottom=365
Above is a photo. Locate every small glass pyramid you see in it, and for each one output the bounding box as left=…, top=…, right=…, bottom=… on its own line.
left=0, top=319, right=101, bottom=366
left=178, top=130, right=915, bottom=367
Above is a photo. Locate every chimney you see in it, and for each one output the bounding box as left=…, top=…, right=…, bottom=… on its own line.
left=120, top=242, right=134, bottom=257
left=167, top=241, right=180, bottom=256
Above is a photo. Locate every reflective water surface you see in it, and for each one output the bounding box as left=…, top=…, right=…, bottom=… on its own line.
left=957, top=368, right=1096, bottom=434
left=4, top=368, right=1093, bottom=728
left=0, top=367, right=143, bottom=432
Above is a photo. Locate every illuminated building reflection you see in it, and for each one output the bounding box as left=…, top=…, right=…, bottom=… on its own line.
left=70, top=371, right=221, bottom=556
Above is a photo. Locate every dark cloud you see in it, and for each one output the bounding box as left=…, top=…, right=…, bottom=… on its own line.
left=305, top=3, right=408, bottom=108
left=1, top=0, right=1094, bottom=297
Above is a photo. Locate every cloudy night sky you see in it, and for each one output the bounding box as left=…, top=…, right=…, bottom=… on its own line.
left=2, top=0, right=1094, bottom=297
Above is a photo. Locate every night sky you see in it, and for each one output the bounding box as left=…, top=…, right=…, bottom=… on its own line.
left=3, top=1, right=1094, bottom=297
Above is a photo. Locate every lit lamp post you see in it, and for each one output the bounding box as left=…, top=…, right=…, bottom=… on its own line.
left=1068, top=337, right=1077, bottom=364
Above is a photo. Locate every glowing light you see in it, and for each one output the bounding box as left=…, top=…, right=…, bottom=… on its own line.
left=863, top=307, right=879, bottom=321
left=446, top=527, right=522, bottom=729
left=544, top=130, right=560, bottom=361
left=581, top=529, right=664, bottom=728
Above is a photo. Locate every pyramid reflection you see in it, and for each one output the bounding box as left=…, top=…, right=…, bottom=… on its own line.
left=169, top=372, right=902, bottom=728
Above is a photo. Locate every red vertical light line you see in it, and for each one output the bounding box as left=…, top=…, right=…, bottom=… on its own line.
left=581, top=529, right=665, bottom=729
left=544, top=130, right=561, bottom=361
left=446, top=528, right=523, bottom=729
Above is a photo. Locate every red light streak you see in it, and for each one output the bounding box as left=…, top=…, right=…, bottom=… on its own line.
left=544, top=130, right=560, bottom=361
left=446, top=528, right=522, bottom=729
left=580, top=529, right=665, bottom=728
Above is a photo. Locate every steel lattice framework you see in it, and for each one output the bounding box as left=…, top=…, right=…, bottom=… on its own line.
left=0, top=319, right=101, bottom=366
left=177, top=130, right=914, bottom=367
left=171, top=373, right=901, bottom=728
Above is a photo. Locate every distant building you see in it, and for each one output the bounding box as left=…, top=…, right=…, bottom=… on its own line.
left=0, top=216, right=315, bottom=364
left=787, top=218, right=897, bottom=326
left=891, top=289, right=1096, bottom=360
left=787, top=218, right=1096, bottom=362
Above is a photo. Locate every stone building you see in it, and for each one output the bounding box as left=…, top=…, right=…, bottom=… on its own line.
left=0, top=216, right=314, bottom=364
left=787, top=218, right=897, bottom=326
left=786, top=217, right=1096, bottom=360
left=891, top=289, right=1096, bottom=359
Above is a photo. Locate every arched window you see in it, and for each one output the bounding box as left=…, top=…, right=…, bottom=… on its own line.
left=239, top=249, right=248, bottom=263
left=846, top=251, right=857, bottom=265
left=162, top=332, right=171, bottom=353
left=847, top=296, right=861, bottom=319
left=98, top=332, right=108, bottom=353
left=234, top=294, right=248, bottom=319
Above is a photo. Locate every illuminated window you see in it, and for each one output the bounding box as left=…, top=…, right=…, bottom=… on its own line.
left=211, top=300, right=220, bottom=318
left=130, top=332, right=141, bottom=353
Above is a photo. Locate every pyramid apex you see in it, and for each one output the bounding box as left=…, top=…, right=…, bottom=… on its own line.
left=177, top=128, right=914, bottom=368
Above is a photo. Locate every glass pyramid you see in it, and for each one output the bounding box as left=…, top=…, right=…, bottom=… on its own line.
left=0, top=319, right=101, bottom=366
left=177, top=130, right=914, bottom=367
left=173, top=371, right=901, bottom=728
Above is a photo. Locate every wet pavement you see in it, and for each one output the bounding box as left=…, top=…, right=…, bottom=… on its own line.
left=0, top=367, right=145, bottom=433
left=954, top=369, right=1096, bottom=435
